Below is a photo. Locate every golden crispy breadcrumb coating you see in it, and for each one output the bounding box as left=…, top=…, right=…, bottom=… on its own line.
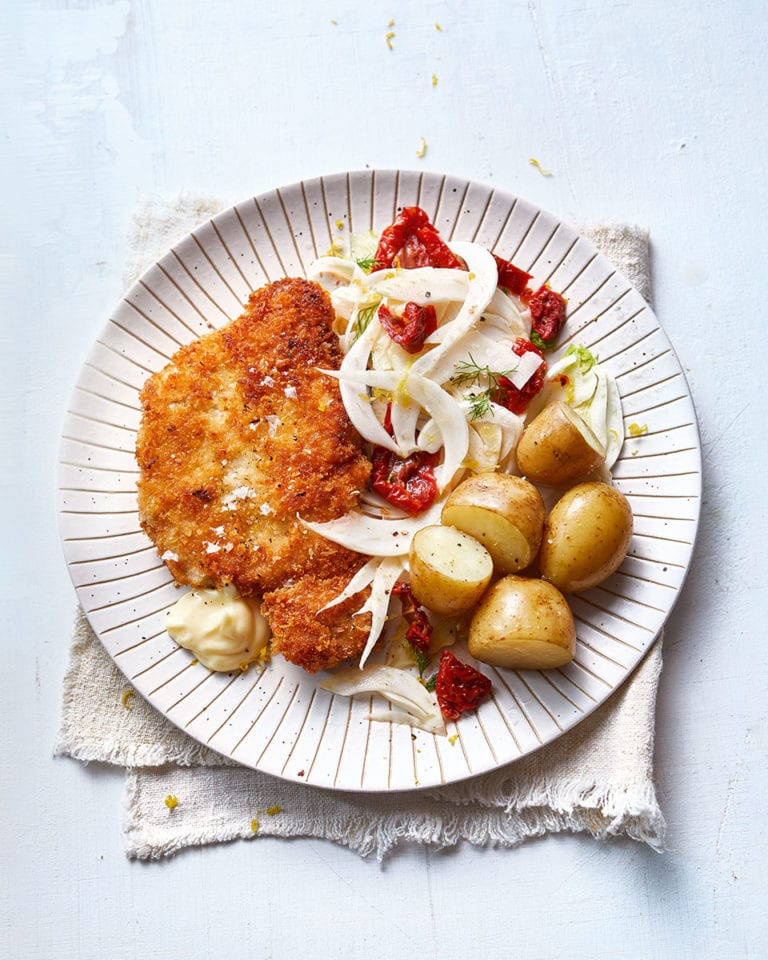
left=262, top=573, right=371, bottom=675
left=136, top=278, right=372, bottom=671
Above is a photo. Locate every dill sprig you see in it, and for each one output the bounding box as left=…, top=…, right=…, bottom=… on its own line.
left=449, top=354, right=520, bottom=420
left=406, top=640, right=431, bottom=678
left=353, top=300, right=380, bottom=340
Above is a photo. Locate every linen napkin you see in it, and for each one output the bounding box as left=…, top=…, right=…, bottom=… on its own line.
left=56, top=194, right=665, bottom=859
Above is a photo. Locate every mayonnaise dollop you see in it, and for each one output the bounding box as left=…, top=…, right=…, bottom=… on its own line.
left=166, top=585, right=271, bottom=671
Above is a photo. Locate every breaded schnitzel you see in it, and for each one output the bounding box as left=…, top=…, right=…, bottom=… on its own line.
left=136, top=278, right=371, bottom=671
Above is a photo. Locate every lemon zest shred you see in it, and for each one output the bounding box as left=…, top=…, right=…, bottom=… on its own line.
left=628, top=422, right=648, bottom=437
left=371, top=387, right=394, bottom=404
left=448, top=734, right=459, bottom=745
left=266, top=805, right=282, bottom=816
left=432, top=74, right=438, bottom=87
left=529, top=157, right=553, bottom=176
left=385, top=31, right=395, bottom=49
left=435, top=22, right=443, bottom=31
left=416, top=137, right=427, bottom=158
left=335, top=218, right=344, bottom=230
left=121, top=688, right=135, bottom=710
left=165, top=795, right=179, bottom=810
left=257, top=645, right=272, bottom=665
left=388, top=18, right=395, bottom=27
left=250, top=816, right=260, bottom=833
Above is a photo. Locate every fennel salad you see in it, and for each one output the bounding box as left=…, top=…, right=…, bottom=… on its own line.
left=302, top=207, right=624, bottom=734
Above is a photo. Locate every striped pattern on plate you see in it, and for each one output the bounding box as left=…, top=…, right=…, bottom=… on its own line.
left=57, top=170, right=701, bottom=792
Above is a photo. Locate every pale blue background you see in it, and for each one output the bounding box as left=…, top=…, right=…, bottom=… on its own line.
left=2, top=2, right=766, bottom=957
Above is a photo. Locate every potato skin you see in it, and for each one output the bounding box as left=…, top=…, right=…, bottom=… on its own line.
left=540, top=482, right=633, bottom=593
left=408, top=525, right=493, bottom=616
left=517, top=401, right=605, bottom=487
left=468, top=575, right=576, bottom=669
left=440, top=473, right=545, bottom=574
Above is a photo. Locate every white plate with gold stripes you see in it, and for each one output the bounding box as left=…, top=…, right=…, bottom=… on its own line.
left=58, top=170, right=701, bottom=791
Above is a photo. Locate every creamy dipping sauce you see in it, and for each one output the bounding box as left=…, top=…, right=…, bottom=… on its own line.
left=166, top=585, right=270, bottom=671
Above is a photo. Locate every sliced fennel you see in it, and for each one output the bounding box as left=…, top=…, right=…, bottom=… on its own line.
left=326, top=367, right=469, bottom=491
left=320, top=665, right=445, bottom=735
left=484, top=287, right=531, bottom=338
left=369, top=267, right=470, bottom=305
left=367, top=707, right=444, bottom=735
left=349, top=229, right=379, bottom=264
left=463, top=420, right=503, bottom=473
left=533, top=345, right=624, bottom=469
left=318, top=557, right=382, bottom=612
left=603, top=376, right=624, bottom=466
left=317, top=555, right=408, bottom=669
left=307, top=256, right=358, bottom=285
left=335, top=318, right=400, bottom=453
left=411, top=242, right=499, bottom=384
left=354, top=557, right=407, bottom=667
left=300, top=499, right=443, bottom=556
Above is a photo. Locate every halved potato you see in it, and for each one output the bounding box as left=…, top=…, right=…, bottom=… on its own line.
left=468, top=575, right=576, bottom=669
left=441, top=474, right=545, bottom=574
left=540, top=482, right=633, bottom=593
left=409, top=525, right=493, bottom=616
left=517, top=401, right=605, bottom=487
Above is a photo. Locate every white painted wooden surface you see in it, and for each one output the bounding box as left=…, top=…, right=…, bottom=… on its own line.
left=1, top=1, right=766, bottom=957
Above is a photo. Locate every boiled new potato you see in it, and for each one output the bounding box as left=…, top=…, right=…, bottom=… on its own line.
left=409, top=525, right=493, bottom=616
left=540, top=482, right=633, bottom=593
left=517, top=401, right=605, bottom=487
left=441, top=474, right=545, bottom=574
left=468, top=575, right=576, bottom=669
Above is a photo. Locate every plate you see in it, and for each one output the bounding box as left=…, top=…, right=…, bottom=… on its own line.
left=58, top=170, right=701, bottom=791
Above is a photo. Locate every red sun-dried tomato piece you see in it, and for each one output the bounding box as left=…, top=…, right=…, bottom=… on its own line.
left=403, top=225, right=463, bottom=269
left=496, top=337, right=547, bottom=415
left=391, top=581, right=432, bottom=656
left=528, top=285, right=567, bottom=346
left=435, top=650, right=492, bottom=721
left=371, top=445, right=439, bottom=515
left=374, top=207, right=463, bottom=270
left=492, top=254, right=533, bottom=298
left=373, top=207, right=430, bottom=268
left=377, top=301, right=437, bottom=354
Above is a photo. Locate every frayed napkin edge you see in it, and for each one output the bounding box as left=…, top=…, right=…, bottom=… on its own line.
left=122, top=769, right=665, bottom=862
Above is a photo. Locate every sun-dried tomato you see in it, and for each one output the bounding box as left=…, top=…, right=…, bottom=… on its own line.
left=405, top=225, right=463, bottom=269
left=492, top=254, right=533, bottom=298
left=381, top=402, right=396, bottom=436
left=374, top=206, right=463, bottom=270
left=373, top=206, right=429, bottom=267
left=435, top=650, right=491, bottom=721
left=496, top=337, right=547, bottom=415
left=528, top=285, right=567, bottom=347
left=371, top=445, right=439, bottom=515
left=391, top=581, right=432, bottom=655
left=377, top=301, right=437, bottom=354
